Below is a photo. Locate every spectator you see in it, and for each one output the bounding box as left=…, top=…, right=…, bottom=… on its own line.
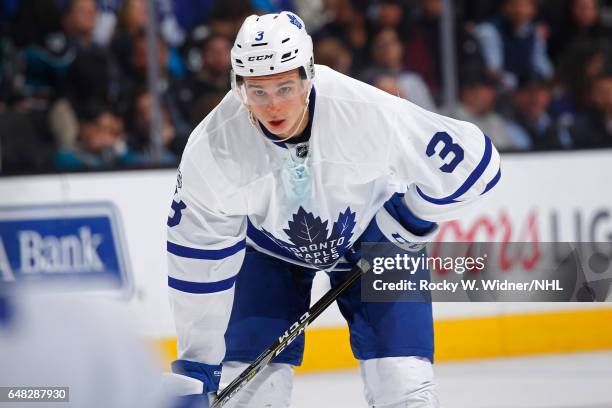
left=553, top=0, right=612, bottom=112
left=113, top=23, right=185, bottom=87
left=113, top=28, right=174, bottom=89
left=571, top=73, right=612, bottom=148
left=557, top=44, right=611, bottom=113
left=9, top=0, right=64, bottom=48
left=112, top=0, right=149, bottom=70
left=453, top=75, right=529, bottom=151
left=314, top=37, right=353, bottom=75
left=403, top=0, right=444, bottom=93
left=175, top=34, right=232, bottom=126
left=365, top=0, right=411, bottom=36
left=111, top=0, right=186, bottom=79
left=404, top=0, right=487, bottom=103
left=475, top=0, right=554, bottom=90
left=361, top=28, right=435, bottom=110
left=9, top=0, right=75, bottom=110
left=548, top=0, right=612, bottom=64
left=63, top=41, right=127, bottom=114
left=188, top=89, right=227, bottom=125
left=506, top=76, right=572, bottom=150
left=126, top=89, right=183, bottom=164
left=54, top=105, right=138, bottom=169
left=51, top=47, right=128, bottom=148
left=55, top=0, right=129, bottom=143
left=313, top=0, right=369, bottom=73
left=103, top=0, right=185, bottom=46
left=207, top=0, right=255, bottom=39
left=370, top=71, right=403, bottom=96
left=62, top=0, right=98, bottom=49
left=112, top=28, right=191, bottom=150
left=192, top=34, right=232, bottom=92
left=114, top=0, right=147, bottom=39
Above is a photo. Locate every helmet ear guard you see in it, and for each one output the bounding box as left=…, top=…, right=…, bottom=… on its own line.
left=230, top=70, right=243, bottom=103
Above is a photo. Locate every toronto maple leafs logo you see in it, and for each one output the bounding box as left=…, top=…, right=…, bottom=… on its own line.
left=262, top=207, right=356, bottom=269
left=287, top=13, right=303, bottom=29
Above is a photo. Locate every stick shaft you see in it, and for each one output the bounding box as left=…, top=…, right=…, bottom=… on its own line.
left=211, top=258, right=371, bottom=407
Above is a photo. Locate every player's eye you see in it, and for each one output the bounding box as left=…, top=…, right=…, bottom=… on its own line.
left=253, top=89, right=266, bottom=97
left=278, top=86, right=293, bottom=97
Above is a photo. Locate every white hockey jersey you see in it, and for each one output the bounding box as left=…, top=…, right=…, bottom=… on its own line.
left=166, top=65, right=501, bottom=365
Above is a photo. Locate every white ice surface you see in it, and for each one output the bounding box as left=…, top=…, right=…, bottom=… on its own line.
left=291, top=351, right=612, bottom=408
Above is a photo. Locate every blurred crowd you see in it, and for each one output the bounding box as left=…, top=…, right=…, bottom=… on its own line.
left=0, top=0, right=611, bottom=173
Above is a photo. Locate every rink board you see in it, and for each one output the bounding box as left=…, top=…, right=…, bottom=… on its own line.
left=2, top=149, right=612, bottom=372
left=152, top=307, right=612, bottom=372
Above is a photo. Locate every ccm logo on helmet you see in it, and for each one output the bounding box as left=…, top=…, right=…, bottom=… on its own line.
left=248, top=54, right=274, bottom=61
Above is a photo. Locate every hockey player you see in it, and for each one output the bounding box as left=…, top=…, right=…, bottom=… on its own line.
left=165, top=11, right=501, bottom=408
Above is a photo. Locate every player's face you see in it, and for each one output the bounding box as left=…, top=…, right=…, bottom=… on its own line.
left=243, top=69, right=309, bottom=138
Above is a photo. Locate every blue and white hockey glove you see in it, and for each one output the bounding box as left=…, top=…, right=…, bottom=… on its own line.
left=171, top=360, right=222, bottom=393
left=162, top=360, right=222, bottom=407
left=346, top=193, right=438, bottom=263
left=375, top=192, right=438, bottom=250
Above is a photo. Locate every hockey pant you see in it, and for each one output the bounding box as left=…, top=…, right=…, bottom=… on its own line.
left=221, top=247, right=439, bottom=407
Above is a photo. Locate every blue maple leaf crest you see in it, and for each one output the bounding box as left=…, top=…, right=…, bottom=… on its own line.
left=262, top=207, right=356, bottom=269
left=286, top=13, right=302, bottom=29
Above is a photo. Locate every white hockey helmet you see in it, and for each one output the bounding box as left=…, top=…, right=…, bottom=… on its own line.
left=230, top=11, right=314, bottom=84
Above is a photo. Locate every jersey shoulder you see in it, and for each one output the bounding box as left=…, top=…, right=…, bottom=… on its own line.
left=181, top=92, right=276, bottom=195
left=311, top=65, right=443, bottom=164
left=314, top=64, right=402, bottom=109
left=317, top=66, right=484, bottom=148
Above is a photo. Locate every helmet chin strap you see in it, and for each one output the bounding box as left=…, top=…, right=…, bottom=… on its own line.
left=246, top=82, right=312, bottom=144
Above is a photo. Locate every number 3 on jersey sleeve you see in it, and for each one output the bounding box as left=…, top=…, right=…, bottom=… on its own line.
left=167, top=199, right=187, bottom=227
left=425, top=131, right=464, bottom=173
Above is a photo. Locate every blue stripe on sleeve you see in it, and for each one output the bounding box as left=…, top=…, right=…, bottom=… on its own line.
left=416, top=134, right=493, bottom=205
left=384, top=193, right=436, bottom=235
left=168, top=275, right=238, bottom=293
left=482, top=167, right=501, bottom=195
left=167, top=240, right=246, bottom=260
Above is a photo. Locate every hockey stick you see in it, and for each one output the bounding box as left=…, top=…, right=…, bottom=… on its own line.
left=211, top=257, right=372, bottom=408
